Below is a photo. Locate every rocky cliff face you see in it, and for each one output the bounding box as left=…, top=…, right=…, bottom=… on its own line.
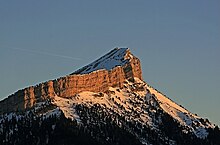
left=0, top=48, right=142, bottom=114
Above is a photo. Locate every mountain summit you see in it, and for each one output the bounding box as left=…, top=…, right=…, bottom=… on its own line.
left=0, top=48, right=219, bottom=145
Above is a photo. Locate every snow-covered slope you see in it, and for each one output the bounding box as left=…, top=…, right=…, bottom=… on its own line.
left=134, top=78, right=214, bottom=139
left=72, top=48, right=131, bottom=74
left=9, top=77, right=212, bottom=143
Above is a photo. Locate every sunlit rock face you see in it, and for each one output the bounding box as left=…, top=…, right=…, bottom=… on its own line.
left=0, top=48, right=142, bottom=113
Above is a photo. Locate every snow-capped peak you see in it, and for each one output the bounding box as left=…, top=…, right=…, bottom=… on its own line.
left=1, top=47, right=219, bottom=145
left=72, top=48, right=132, bottom=74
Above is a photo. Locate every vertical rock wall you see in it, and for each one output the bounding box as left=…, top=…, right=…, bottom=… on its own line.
left=0, top=55, right=143, bottom=114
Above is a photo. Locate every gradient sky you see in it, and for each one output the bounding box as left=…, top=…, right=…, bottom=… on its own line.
left=0, top=0, right=219, bottom=125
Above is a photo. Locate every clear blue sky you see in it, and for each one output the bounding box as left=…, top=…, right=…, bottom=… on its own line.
left=0, top=0, right=219, bottom=125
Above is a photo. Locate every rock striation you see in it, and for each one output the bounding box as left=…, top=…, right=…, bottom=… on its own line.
left=0, top=48, right=142, bottom=114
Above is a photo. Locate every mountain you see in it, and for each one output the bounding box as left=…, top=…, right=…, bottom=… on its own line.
left=0, top=48, right=219, bottom=145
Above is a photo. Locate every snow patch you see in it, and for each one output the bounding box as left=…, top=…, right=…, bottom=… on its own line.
left=53, top=95, right=81, bottom=122
left=42, top=107, right=62, bottom=119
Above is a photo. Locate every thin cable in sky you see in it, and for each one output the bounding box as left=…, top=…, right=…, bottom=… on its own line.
left=2, top=46, right=81, bottom=61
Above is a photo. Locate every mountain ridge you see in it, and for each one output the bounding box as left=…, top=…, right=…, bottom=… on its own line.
left=0, top=48, right=142, bottom=114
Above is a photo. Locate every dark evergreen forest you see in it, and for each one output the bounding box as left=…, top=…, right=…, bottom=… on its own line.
left=0, top=104, right=219, bottom=145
